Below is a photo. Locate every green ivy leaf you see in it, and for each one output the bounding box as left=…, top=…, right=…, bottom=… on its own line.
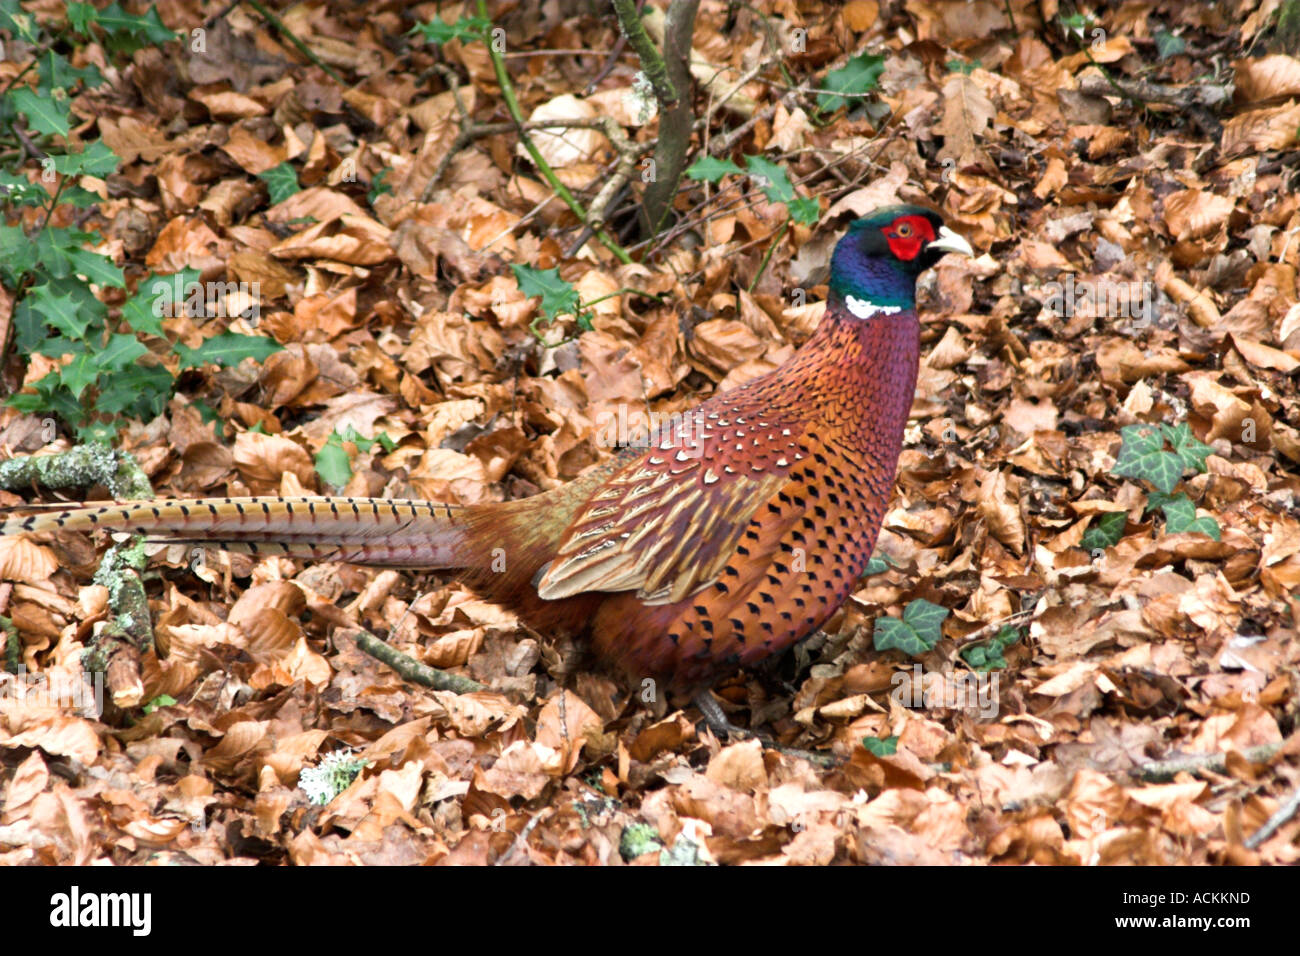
left=1080, top=510, right=1127, bottom=552
left=1113, top=424, right=1184, bottom=494
left=873, top=598, right=950, bottom=657
left=1113, top=423, right=1212, bottom=494
left=1159, top=494, right=1221, bottom=540
left=1144, top=490, right=1177, bottom=514
left=1162, top=421, right=1212, bottom=473
left=960, top=625, right=1022, bottom=673
left=686, top=155, right=743, bottom=183
left=861, top=735, right=899, bottom=756
left=174, top=332, right=282, bottom=370
left=1154, top=30, right=1186, bottom=59
left=258, top=163, right=301, bottom=204
left=862, top=555, right=891, bottom=577
left=817, top=52, right=885, bottom=112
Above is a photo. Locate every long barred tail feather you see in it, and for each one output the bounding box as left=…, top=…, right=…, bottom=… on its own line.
left=0, top=496, right=478, bottom=569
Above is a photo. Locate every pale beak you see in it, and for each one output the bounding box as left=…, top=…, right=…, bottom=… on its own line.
left=929, top=225, right=974, bottom=257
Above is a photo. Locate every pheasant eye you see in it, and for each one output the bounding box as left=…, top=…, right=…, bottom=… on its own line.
left=895, top=222, right=913, bottom=237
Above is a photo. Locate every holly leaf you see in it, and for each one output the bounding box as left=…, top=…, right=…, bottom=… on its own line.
left=174, top=332, right=282, bottom=369
left=95, top=365, right=173, bottom=419
left=686, top=155, right=743, bottom=183
left=59, top=351, right=99, bottom=399
left=787, top=195, right=820, bottom=225
left=37, top=50, right=104, bottom=93
left=744, top=155, right=794, bottom=202
left=65, top=1, right=98, bottom=35
left=0, top=1, right=40, bottom=42
left=94, top=333, right=147, bottom=372
left=49, top=141, right=119, bottom=177
left=411, top=15, right=489, bottom=45
left=511, top=264, right=580, bottom=321
left=66, top=248, right=124, bottom=288
left=32, top=285, right=91, bottom=340
left=817, top=52, right=885, bottom=112
left=7, top=86, right=70, bottom=137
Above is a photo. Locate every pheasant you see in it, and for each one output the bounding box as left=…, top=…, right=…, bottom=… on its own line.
left=2, top=205, right=971, bottom=703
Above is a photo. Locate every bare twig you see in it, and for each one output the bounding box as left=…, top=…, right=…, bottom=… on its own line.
left=956, top=609, right=1037, bottom=647
left=1245, top=785, right=1300, bottom=850
left=495, top=808, right=551, bottom=865
left=710, top=89, right=797, bottom=156
left=245, top=0, right=344, bottom=86
left=1132, top=740, right=1288, bottom=782
left=345, top=627, right=484, bottom=694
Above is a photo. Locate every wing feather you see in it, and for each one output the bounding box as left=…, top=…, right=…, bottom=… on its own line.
left=535, top=407, right=807, bottom=605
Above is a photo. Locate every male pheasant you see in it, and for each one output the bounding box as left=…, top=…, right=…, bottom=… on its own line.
left=2, top=206, right=972, bottom=694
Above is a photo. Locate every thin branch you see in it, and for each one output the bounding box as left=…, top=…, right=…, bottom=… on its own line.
left=476, top=0, right=631, bottom=264
left=1131, top=739, right=1289, bottom=782
left=611, top=0, right=677, bottom=105
left=747, top=220, right=787, bottom=292
left=1246, top=785, right=1300, bottom=850
left=245, top=0, right=344, bottom=86
left=0, top=443, right=153, bottom=500
left=635, top=0, right=701, bottom=236
left=346, top=628, right=484, bottom=694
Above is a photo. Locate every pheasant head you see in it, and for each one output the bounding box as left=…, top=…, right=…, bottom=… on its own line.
left=829, top=204, right=974, bottom=318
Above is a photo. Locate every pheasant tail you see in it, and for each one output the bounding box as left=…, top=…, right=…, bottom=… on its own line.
left=1, top=494, right=548, bottom=589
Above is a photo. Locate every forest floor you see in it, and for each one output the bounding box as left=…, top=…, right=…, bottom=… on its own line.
left=1, top=0, right=1299, bottom=865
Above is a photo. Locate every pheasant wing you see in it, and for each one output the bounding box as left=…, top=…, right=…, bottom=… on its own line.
left=535, top=409, right=807, bottom=605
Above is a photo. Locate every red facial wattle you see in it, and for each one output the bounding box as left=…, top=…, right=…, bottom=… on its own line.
left=882, top=214, right=936, bottom=261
